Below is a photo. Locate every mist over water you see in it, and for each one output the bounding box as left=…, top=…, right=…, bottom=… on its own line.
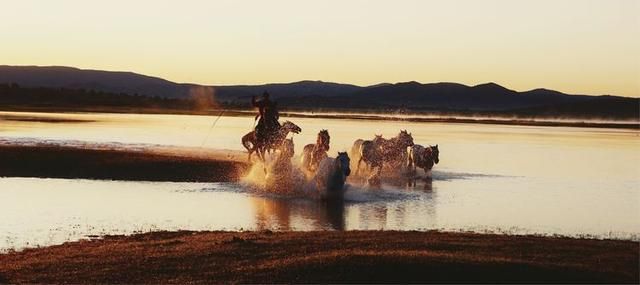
left=1, top=111, right=639, bottom=251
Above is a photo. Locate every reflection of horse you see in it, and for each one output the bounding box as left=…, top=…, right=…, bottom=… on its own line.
left=301, top=129, right=330, bottom=172
left=380, top=130, right=414, bottom=169
left=350, top=135, right=385, bottom=176
left=251, top=195, right=346, bottom=231
left=407, top=144, right=439, bottom=173
left=313, top=152, right=351, bottom=200
left=241, top=121, right=301, bottom=162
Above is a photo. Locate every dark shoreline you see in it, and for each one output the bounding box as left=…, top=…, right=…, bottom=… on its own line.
left=0, top=230, right=637, bottom=283
left=0, top=144, right=249, bottom=182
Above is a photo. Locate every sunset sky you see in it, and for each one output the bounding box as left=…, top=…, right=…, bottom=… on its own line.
left=1, top=0, right=638, bottom=97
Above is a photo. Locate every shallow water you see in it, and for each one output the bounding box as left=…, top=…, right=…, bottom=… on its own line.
left=0, top=111, right=639, bottom=251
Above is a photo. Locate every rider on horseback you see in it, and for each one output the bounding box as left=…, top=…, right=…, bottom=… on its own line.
left=252, top=91, right=280, bottom=144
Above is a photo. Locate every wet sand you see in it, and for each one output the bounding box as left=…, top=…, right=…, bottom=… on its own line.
left=0, top=143, right=249, bottom=182
left=0, top=230, right=637, bottom=283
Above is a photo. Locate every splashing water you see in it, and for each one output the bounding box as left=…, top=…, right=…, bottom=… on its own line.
left=241, top=156, right=318, bottom=198
left=240, top=150, right=426, bottom=204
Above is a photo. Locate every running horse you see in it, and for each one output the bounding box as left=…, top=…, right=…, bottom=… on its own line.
left=407, top=144, right=439, bottom=174
left=241, top=120, right=302, bottom=162
left=380, top=130, right=414, bottom=169
left=301, top=129, right=330, bottom=172
left=313, top=152, right=351, bottom=200
left=350, top=134, right=385, bottom=176
left=265, top=138, right=296, bottom=192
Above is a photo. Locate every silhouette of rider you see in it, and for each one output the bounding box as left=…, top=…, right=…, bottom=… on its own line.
left=252, top=91, right=280, bottom=142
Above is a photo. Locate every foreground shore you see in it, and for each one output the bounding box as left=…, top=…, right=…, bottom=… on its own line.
left=0, top=230, right=637, bottom=283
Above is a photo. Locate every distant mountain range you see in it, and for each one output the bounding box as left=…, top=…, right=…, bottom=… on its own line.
left=1, top=65, right=638, bottom=119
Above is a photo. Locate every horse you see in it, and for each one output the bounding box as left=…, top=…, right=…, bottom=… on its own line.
left=379, top=130, right=414, bottom=169
left=264, top=138, right=297, bottom=193
left=350, top=134, right=385, bottom=176
left=241, top=120, right=301, bottom=162
left=301, top=129, right=330, bottom=172
left=313, top=152, right=351, bottom=200
left=407, top=144, right=439, bottom=174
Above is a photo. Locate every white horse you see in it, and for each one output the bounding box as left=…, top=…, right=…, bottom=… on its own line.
left=264, top=138, right=298, bottom=193
left=301, top=129, right=330, bottom=172
left=312, top=152, right=351, bottom=200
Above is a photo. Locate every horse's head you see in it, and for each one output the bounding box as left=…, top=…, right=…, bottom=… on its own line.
left=372, top=134, right=385, bottom=144
left=318, top=129, right=330, bottom=150
left=430, top=144, right=439, bottom=164
left=282, top=121, right=302, bottom=134
left=399, top=130, right=414, bottom=147
left=336, top=152, right=351, bottom=177
left=372, top=134, right=385, bottom=151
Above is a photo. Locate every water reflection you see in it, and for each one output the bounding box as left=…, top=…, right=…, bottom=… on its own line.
left=252, top=197, right=346, bottom=230
left=1, top=111, right=639, bottom=251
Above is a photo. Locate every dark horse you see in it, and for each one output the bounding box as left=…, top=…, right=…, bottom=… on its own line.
left=379, top=130, right=414, bottom=169
left=301, top=129, right=330, bottom=172
left=241, top=120, right=302, bottom=162
left=407, top=144, right=439, bottom=173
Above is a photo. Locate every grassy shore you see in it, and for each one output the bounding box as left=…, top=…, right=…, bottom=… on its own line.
left=0, top=230, right=637, bottom=283
left=0, top=144, right=249, bottom=182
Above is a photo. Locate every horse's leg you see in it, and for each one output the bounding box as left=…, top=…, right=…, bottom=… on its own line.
left=258, top=149, right=267, bottom=174
left=256, top=145, right=264, bottom=163
left=408, top=155, right=415, bottom=176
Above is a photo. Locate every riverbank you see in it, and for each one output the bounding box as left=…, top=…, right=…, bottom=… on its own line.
left=0, top=143, right=249, bottom=182
left=0, top=230, right=637, bottom=283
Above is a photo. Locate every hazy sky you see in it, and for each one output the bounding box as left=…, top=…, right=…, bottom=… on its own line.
left=1, top=0, right=638, bottom=97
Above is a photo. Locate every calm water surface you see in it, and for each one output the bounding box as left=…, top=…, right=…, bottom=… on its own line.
left=1, top=111, right=638, bottom=251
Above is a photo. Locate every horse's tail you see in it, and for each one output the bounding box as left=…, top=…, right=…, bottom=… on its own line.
left=350, top=139, right=364, bottom=159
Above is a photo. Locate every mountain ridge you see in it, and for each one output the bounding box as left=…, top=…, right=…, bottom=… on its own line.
left=0, top=65, right=637, bottom=118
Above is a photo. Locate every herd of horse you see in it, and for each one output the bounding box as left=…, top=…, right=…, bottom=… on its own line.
left=241, top=120, right=440, bottom=197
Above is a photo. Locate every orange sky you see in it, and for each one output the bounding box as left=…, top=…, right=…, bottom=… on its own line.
left=1, top=0, right=638, bottom=97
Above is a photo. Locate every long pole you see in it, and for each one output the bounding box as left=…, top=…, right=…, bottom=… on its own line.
left=199, top=107, right=227, bottom=148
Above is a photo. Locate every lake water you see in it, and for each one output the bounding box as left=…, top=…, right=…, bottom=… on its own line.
left=1, top=111, right=639, bottom=251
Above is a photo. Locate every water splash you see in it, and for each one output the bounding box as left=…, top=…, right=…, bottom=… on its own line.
left=239, top=153, right=426, bottom=204
left=241, top=157, right=317, bottom=198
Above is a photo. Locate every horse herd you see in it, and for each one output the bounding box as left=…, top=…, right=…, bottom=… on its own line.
left=241, top=121, right=440, bottom=197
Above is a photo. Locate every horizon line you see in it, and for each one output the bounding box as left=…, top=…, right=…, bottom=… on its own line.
left=1, top=64, right=634, bottom=98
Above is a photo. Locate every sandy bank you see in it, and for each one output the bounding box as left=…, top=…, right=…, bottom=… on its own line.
left=0, top=143, right=249, bottom=182
left=0, top=230, right=637, bottom=283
